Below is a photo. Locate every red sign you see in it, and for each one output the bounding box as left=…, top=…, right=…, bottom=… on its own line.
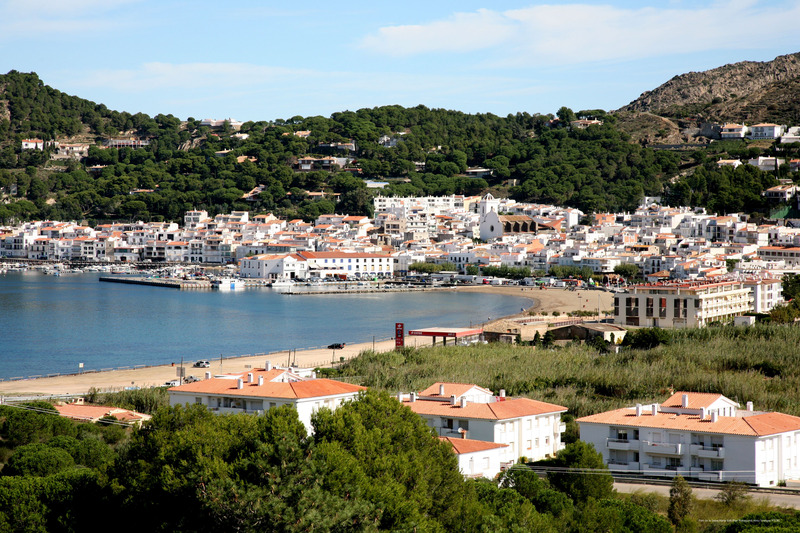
left=395, top=322, right=404, bottom=348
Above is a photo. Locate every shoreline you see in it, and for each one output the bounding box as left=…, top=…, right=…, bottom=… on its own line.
left=0, top=285, right=613, bottom=397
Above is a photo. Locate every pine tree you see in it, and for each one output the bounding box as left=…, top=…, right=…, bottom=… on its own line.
left=668, top=475, right=693, bottom=525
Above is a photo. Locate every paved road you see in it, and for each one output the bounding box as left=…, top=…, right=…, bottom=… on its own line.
left=615, top=482, right=800, bottom=509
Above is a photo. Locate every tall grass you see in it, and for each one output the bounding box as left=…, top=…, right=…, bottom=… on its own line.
left=336, top=324, right=800, bottom=417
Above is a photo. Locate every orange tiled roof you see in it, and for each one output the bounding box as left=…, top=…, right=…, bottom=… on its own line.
left=577, top=408, right=800, bottom=436
left=419, top=382, right=493, bottom=398
left=404, top=397, right=566, bottom=421
left=440, top=437, right=508, bottom=454
left=170, top=371, right=365, bottom=399
left=661, top=391, right=727, bottom=409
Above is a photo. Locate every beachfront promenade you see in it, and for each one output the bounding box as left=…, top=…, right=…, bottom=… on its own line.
left=0, top=286, right=613, bottom=397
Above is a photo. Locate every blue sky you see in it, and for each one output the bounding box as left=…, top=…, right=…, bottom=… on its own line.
left=1, top=0, right=799, bottom=122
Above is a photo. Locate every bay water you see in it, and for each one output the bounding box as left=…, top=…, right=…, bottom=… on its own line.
left=0, top=272, right=531, bottom=379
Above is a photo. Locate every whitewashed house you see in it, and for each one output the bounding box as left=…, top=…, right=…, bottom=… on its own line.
left=168, top=364, right=365, bottom=434
left=440, top=437, right=509, bottom=479
left=578, top=392, right=800, bottom=487
left=239, top=253, right=309, bottom=280
left=401, top=382, right=567, bottom=466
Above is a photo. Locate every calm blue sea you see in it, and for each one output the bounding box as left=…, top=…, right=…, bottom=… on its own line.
left=0, top=272, right=531, bottom=379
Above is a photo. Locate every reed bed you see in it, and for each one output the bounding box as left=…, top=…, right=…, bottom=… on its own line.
left=339, top=324, right=800, bottom=417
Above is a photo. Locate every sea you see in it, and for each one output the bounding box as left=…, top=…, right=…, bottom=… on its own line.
left=0, top=272, right=532, bottom=380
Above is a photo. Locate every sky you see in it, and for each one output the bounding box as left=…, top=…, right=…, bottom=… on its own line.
left=1, top=0, right=799, bottom=123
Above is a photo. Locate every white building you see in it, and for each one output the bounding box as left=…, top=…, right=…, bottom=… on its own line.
left=297, top=251, right=394, bottom=279
left=239, top=253, right=309, bottom=280
left=578, top=392, right=800, bottom=487
left=401, top=382, right=567, bottom=466
left=440, top=437, right=509, bottom=479
left=744, top=277, right=784, bottom=313
left=614, top=280, right=753, bottom=328
left=168, top=364, right=365, bottom=434
left=747, top=123, right=786, bottom=140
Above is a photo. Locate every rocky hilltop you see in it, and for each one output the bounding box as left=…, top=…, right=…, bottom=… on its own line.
left=620, top=52, right=800, bottom=124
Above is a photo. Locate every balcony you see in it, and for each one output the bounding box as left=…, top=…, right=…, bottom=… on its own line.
left=690, top=444, right=725, bottom=458
left=697, top=470, right=723, bottom=482
left=607, top=438, right=639, bottom=451
left=642, top=441, right=682, bottom=455
left=556, top=423, right=566, bottom=434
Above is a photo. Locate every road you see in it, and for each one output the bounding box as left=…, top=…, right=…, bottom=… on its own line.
left=615, top=482, right=800, bottom=509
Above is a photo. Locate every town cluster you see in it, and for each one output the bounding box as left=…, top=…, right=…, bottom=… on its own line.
left=3, top=191, right=797, bottom=323
left=161, top=361, right=800, bottom=487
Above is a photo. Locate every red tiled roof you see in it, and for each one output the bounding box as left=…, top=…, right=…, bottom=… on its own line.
left=661, top=391, right=727, bottom=409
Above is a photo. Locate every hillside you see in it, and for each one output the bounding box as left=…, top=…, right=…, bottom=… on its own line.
left=620, top=52, right=800, bottom=123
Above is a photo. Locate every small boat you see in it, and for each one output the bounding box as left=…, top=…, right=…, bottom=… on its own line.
left=270, top=278, right=295, bottom=288
left=212, top=278, right=245, bottom=291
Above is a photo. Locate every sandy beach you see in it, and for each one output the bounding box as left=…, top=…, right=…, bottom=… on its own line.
left=0, top=285, right=613, bottom=397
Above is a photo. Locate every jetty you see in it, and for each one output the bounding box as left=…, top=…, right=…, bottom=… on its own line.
left=99, top=276, right=213, bottom=289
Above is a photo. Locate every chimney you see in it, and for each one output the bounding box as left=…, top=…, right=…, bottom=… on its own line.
left=500, top=389, right=506, bottom=398
left=439, top=384, right=445, bottom=396
left=635, top=403, right=642, bottom=417
left=247, top=373, right=253, bottom=383
left=460, top=397, right=468, bottom=408
left=682, top=394, right=689, bottom=408
left=461, top=428, right=467, bottom=439
left=204, top=371, right=211, bottom=380
left=410, top=392, right=417, bottom=402
left=700, top=407, right=707, bottom=420
left=258, top=375, right=264, bottom=386
left=237, top=378, right=244, bottom=389
left=265, top=360, right=272, bottom=371
left=651, top=404, right=659, bottom=416
left=747, top=401, right=753, bottom=411
left=397, top=392, right=403, bottom=402
left=450, top=395, right=457, bottom=406
left=711, top=411, right=718, bottom=423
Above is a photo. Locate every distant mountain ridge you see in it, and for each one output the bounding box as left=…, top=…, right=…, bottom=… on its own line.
left=620, top=52, right=800, bottom=124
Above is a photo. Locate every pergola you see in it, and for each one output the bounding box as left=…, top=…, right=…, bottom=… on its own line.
left=408, top=327, right=484, bottom=346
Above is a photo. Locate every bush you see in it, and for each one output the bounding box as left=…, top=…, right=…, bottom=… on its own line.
left=715, top=481, right=751, bottom=508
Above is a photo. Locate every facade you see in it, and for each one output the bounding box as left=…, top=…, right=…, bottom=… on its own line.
left=239, top=253, right=309, bottom=280
left=401, top=382, right=567, bottom=466
left=168, top=365, right=365, bottom=433
left=614, top=280, right=752, bottom=328
left=747, top=123, right=786, bottom=140
left=720, top=124, right=747, bottom=139
left=296, top=251, right=394, bottom=278
left=578, top=392, right=800, bottom=486
left=440, top=437, right=509, bottom=479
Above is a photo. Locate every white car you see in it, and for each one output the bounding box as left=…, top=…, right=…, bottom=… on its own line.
left=164, top=380, right=180, bottom=387
left=193, top=360, right=211, bottom=368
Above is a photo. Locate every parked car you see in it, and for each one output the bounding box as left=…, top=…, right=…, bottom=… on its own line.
left=327, top=343, right=346, bottom=350
left=193, top=359, right=211, bottom=368
left=184, top=375, right=199, bottom=383
left=164, top=379, right=180, bottom=387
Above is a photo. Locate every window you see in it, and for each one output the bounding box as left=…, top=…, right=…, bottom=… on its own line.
left=441, top=418, right=453, bottom=429
left=646, top=297, right=654, bottom=317
left=535, top=438, right=539, bottom=447
left=195, top=397, right=202, bottom=404
left=458, top=420, right=469, bottom=431
left=526, top=440, right=532, bottom=450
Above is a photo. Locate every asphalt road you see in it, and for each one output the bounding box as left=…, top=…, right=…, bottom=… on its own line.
left=615, top=482, right=800, bottom=509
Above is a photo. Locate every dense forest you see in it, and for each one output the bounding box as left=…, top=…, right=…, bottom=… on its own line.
left=0, top=70, right=796, bottom=225
left=2, top=390, right=796, bottom=532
